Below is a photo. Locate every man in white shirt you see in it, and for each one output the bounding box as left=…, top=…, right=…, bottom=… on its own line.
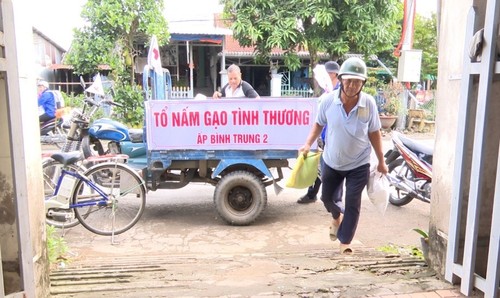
left=297, top=61, right=341, bottom=204
left=213, top=64, right=260, bottom=98
left=299, top=57, right=388, bottom=254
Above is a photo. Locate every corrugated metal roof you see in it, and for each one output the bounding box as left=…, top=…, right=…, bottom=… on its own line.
left=222, top=51, right=330, bottom=59
left=33, top=27, right=66, bottom=52
left=222, top=35, right=330, bottom=59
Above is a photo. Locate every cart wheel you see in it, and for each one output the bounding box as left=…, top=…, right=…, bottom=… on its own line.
left=214, top=170, right=267, bottom=226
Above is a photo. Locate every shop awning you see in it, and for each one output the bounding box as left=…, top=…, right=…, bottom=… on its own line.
left=170, top=33, right=223, bottom=44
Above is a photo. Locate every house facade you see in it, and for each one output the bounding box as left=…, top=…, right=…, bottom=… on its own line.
left=37, top=10, right=323, bottom=99
left=154, top=15, right=327, bottom=98
left=32, top=27, right=66, bottom=89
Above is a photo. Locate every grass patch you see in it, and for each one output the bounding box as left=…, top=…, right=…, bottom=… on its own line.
left=46, top=225, right=69, bottom=266
left=377, top=243, right=424, bottom=259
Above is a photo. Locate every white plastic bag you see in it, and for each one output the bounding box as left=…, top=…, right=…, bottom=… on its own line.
left=367, top=170, right=390, bottom=215
left=313, top=64, right=333, bottom=92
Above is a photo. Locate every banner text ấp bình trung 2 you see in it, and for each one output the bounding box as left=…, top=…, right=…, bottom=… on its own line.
left=145, top=97, right=318, bottom=150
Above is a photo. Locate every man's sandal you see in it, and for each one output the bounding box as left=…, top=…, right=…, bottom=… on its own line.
left=340, top=243, right=353, bottom=254
left=329, top=225, right=338, bottom=241
left=329, top=215, right=343, bottom=241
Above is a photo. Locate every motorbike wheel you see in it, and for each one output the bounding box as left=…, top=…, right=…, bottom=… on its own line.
left=43, top=159, right=86, bottom=228
left=53, top=127, right=67, bottom=149
left=82, top=135, right=106, bottom=158
left=387, top=159, right=415, bottom=206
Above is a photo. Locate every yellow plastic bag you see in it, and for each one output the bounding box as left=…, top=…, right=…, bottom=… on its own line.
left=286, top=152, right=321, bottom=189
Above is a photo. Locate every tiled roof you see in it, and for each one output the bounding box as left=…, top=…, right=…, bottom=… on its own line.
left=167, top=13, right=324, bottom=59
left=222, top=35, right=329, bottom=59
left=49, top=64, right=111, bottom=70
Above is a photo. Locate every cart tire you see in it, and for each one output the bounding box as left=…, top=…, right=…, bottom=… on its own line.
left=214, top=170, right=267, bottom=226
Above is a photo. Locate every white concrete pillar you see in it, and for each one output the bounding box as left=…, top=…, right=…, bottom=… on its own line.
left=270, top=73, right=283, bottom=97
left=219, top=69, right=228, bottom=91
left=1, top=0, right=50, bottom=296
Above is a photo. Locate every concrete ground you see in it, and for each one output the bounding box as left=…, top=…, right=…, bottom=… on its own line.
left=45, top=132, right=482, bottom=297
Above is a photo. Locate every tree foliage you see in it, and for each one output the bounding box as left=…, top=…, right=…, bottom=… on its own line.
left=65, top=0, right=170, bottom=85
left=64, top=0, right=170, bottom=126
left=413, top=13, right=438, bottom=84
left=224, top=0, right=401, bottom=73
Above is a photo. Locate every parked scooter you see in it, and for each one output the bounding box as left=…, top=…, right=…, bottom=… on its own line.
left=40, top=117, right=67, bottom=149
left=81, top=118, right=147, bottom=169
left=79, top=79, right=147, bottom=168
left=384, top=131, right=433, bottom=206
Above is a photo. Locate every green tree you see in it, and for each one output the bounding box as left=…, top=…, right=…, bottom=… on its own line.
left=224, top=0, right=401, bottom=94
left=64, top=0, right=170, bottom=126
left=413, top=13, right=438, bottom=87
left=65, top=0, right=170, bottom=85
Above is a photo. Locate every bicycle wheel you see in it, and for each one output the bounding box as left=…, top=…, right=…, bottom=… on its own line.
left=73, top=162, right=146, bottom=235
left=42, top=159, right=85, bottom=228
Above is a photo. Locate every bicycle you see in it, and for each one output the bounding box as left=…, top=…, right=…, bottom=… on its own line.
left=44, top=151, right=147, bottom=236
left=42, top=78, right=123, bottom=225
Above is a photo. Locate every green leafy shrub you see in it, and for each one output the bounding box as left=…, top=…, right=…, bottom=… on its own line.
left=61, top=92, right=85, bottom=109
left=382, top=81, right=404, bottom=115
left=46, top=225, right=69, bottom=264
left=59, top=92, right=107, bottom=121
left=113, top=83, right=144, bottom=127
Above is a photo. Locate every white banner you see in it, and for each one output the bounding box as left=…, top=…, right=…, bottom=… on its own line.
left=147, top=35, right=162, bottom=74
left=85, top=73, right=105, bottom=96
left=145, top=98, right=318, bottom=150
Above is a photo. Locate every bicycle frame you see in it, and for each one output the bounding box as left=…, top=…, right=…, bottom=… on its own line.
left=45, top=167, right=111, bottom=213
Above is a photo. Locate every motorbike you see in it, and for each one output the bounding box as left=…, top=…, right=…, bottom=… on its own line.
left=81, top=118, right=147, bottom=168
left=384, top=131, right=433, bottom=206
left=79, top=83, right=147, bottom=168
left=40, top=116, right=68, bottom=149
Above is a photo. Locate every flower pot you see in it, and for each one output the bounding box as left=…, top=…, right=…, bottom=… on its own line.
left=379, top=115, right=398, bottom=130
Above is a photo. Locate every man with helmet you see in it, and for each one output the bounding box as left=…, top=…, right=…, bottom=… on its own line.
left=299, top=57, right=388, bottom=254
left=37, top=80, right=56, bottom=123
left=297, top=60, right=341, bottom=204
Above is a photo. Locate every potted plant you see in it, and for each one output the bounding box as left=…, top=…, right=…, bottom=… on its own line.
left=379, top=82, right=403, bottom=129
left=413, top=228, right=429, bottom=262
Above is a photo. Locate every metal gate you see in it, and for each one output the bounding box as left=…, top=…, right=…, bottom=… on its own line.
left=446, top=3, right=500, bottom=296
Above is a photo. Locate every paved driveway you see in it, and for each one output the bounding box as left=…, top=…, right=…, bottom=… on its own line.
left=47, top=132, right=466, bottom=297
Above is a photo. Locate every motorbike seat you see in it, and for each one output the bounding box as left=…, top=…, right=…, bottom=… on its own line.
left=40, top=117, right=60, bottom=135
left=50, top=151, right=83, bottom=166
left=41, top=117, right=63, bottom=126
left=40, top=118, right=56, bottom=127
left=398, top=133, right=434, bottom=157
left=129, top=128, right=144, bottom=143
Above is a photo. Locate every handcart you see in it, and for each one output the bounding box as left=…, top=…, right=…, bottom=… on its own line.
left=141, top=66, right=317, bottom=225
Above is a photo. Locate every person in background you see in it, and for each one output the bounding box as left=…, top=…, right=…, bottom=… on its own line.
left=37, top=80, right=56, bottom=123
left=374, top=88, right=387, bottom=114
left=213, top=64, right=260, bottom=99
left=297, top=61, right=341, bottom=204
left=299, top=57, right=388, bottom=254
